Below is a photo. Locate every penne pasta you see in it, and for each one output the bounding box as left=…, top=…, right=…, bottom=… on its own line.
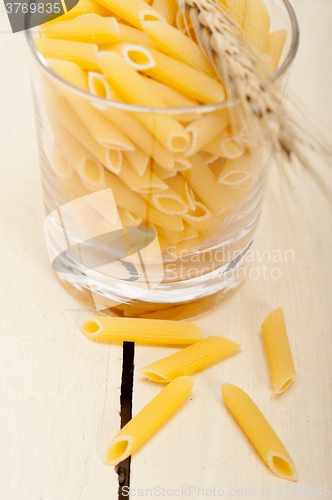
left=117, top=22, right=155, bottom=47
left=119, top=156, right=168, bottom=194
left=261, top=308, right=296, bottom=394
left=218, top=150, right=260, bottom=185
left=142, top=76, right=198, bottom=108
left=221, top=384, right=298, bottom=481
left=182, top=154, right=235, bottom=216
left=46, top=57, right=88, bottom=89
left=140, top=336, right=241, bottom=382
left=161, top=222, right=199, bottom=244
left=165, top=174, right=196, bottom=210
left=93, top=0, right=167, bottom=30
left=118, top=208, right=142, bottom=227
left=98, top=51, right=191, bottom=152
left=151, top=163, right=177, bottom=180
left=152, top=0, right=178, bottom=25
left=144, top=21, right=215, bottom=77
left=104, top=377, right=195, bottom=466
left=224, top=182, right=254, bottom=204
left=119, top=43, right=157, bottom=70
left=80, top=316, right=204, bottom=344
left=267, top=29, right=287, bottom=71
left=203, top=127, right=245, bottom=159
left=42, top=0, right=111, bottom=23
left=142, top=48, right=226, bottom=104
left=50, top=142, right=73, bottom=179
left=104, top=171, right=184, bottom=231
left=244, top=0, right=271, bottom=53
left=185, top=111, right=229, bottom=156
left=35, top=38, right=99, bottom=71
left=124, top=148, right=150, bottom=176
left=40, top=14, right=120, bottom=44
left=183, top=202, right=224, bottom=239
left=152, top=187, right=189, bottom=215
left=88, top=71, right=112, bottom=99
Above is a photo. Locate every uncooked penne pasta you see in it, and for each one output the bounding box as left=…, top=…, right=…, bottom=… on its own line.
left=144, top=21, right=215, bottom=77
left=185, top=111, right=229, bottom=156
left=98, top=52, right=191, bottom=152
left=142, top=48, right=226, bottom=104
left=182, top=154, right=235, bottom=216
left=104, top=377, right=194, bottom=466
left=152, top=0, right=178, bottom=24
left=118, top=208, right=142, bottom=227
left=88, top=72, right=112, bottom=99
left=165, top=174, right=196, bottom=210
left=119, top=43, right=156, bottom=70
left=152, top=187, right=189, bottom=215
left=224, top=182, right=254, bottom=204
left=119, top=156, right=168, bottom=194
left=142, top=76, right=198, bottom=108
left=35, top=38, right=99, bottom=71
left=93, top=0, right=166, bottom=30
left=50, top=142, right=73, bottom=179
left=267, top=29, right=287, bottom=71
left=43, top=0, right=110, bottom=23
left=244, top=0, right=270, bottom=53
left=152, top=163, right=177, bottom=180
left=261, top=308, right=296, bottom=394
left=141, top=336, right=241, bottom=382
left=40, top=14, right=120, bottom=44
left=124, top=148, right=150, bottom=176
left=183, top=202, right=224, bottom=239
left=218, top=150, right=260, bottom=186
left=162, top=222, right=199, bottom=244
left=221, top=384, right=298, bottom=481
left=203, top=127, right=245, bottom=159
left=117, top=22, right=155, bottom=47
left=104, top=171, right=184, bottom=231
left=42, top=82, right=122, bottom=173
left=80, top=316, right=204, bottom=344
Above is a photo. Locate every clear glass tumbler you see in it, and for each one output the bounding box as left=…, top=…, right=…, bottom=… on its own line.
left=26, top=0, right=299, bottom=319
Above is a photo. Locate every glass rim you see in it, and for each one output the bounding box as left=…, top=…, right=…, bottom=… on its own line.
left=25, top=0, right=299, bottom=115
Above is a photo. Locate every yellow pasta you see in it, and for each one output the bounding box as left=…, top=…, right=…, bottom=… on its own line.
left=124, top=148, right=150, bottom=176
left=142, top=76, right=198, bottom=108
left=224, top=182, right=254, bottom=204
left=244, top=0, right=271, bottom=53
left=42, top=82, right=122, bottom=173
left=104, top=377, right=195, bottom=466
left=142, top=48, right=226, bottom=104
left=104, top=171, right=184, bottom=231
left=50, top=142, right=73, bottom=179
left=203, top=127, right=245, bottom=158
left=80, top=316, right=204, bottom=344
left=93, top=0, right=166, bottom=29
left=152, top=187, right=189, bottom=215
left=165, top=174, right=196, bottom=210
left=35, top=38, right=99, bottom=70
left=151, top=163, right=177, bottom=179
left=226, top=0, right=246, bottom=28
left=119, top=156, right=168, bottom=193
left=162, top=222, right=199, bottom=244
left=114, top=43, right=157, bottom=70
left=152, top=0, right=178, bottom=24
left=261, top=308, right=296, bottom=394
left=98, top=51, right=191, bottom=152
left=183, top=202, right=224, bottom=238
left=43, top=0, right=110, bottom=23
left=118, top=208, right=142, bottom=227
left=144, top=21, right=215, bottom=77
left=221, top=384, right=298, bottom=481
left=185, top=111, right=229, bottom=156
left=88, top=71, right=112, bottom=99
left=117, top=22, right=155, bottom=47
left=218, top=150, right=260, bottom=185
left=182, top=154, right=235, bottom=216
left=267, top=29, right=287, bottom=71
left=40, top=14, right=120, bottom=44
left=140, top=336, right=241, bottom=382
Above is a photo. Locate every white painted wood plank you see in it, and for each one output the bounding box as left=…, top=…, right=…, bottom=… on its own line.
left=0, top=33, right=122, bottom=500
left=130, top=1, right=332, bottom=495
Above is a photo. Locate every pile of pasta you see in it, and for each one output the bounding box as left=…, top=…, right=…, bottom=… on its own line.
left=80, top=307, right=298, bottom=481
left=35, top=0, right=287, bottom=257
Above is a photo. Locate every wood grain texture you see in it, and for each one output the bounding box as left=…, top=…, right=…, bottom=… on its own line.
left=0, top=0, right=332, bottom=498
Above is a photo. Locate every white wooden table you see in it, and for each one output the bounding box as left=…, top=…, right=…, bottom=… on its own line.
left=0, top=1, right=331, bottom=499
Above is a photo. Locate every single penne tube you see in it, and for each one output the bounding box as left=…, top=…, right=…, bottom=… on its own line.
left=80, top=316, right=204, bottom=344
left=152, top=187, right=189, bottom=215
left=124, top=148, right=150, bottom=176
left=199, top=151, right=219, bottom=164
left=60, top=171, right=90, bottom=200
left=203, top=127, right=245, bottom=159
left=224, top=182, right=254, bottom=204
left=104, top=377, right=195, bottom=466
left=140, top=336, right=241, bottom=382
left=182, top=154, right=235, bottom=216
left=167, top=236, right=205, bottom=257
left=50, top=142, right=74, bottom=179
left=117, top=22, right=155, bottom=47
left=118, top=208, right=142, bottom=227
left=183, top=202, right=225, bottom=238
left=40, top=14, right=120, bottom=44
left=142, top=48, right=226, bottom=104
left=261, top=308, right=296, bottom=394
left=35, top=38, right=99, bottom=70
left=151, top=163, right=177, bottom=179
left=267, top=29, right=287, bottom=71
left=93, top=0, right=166, bottom=29
left=118, top=43, right=157, bottom=70
left=42, top=83, right=122, bottom=173
left=221, top=384, right=298, bottom=481
left=49, top=117, right=105, bottom=190
left=43, top=0, right=111, bottom=23
left=119, top=156, right=168, bottom=194
left=152, top=0, right=178, bottom=24
left=104, top=171, right=184, bottom=231
left=185, top=111, right=229, bottom=156
left=244, top=0, right=271, bottom=53
left=46, top=57, right=88, bottom=89
left=165, top=174, right=196, bottom=210
left=218, top=150, right=260, bottom=185
left=162, top=222, right=199, bottom=244
left=144, top=21, right=215, bottom=77
left=142, top=76, right=198, bottom=108
left=88, top=71, right=112, bottom=99
left=98, top=52, right=191, bottom=152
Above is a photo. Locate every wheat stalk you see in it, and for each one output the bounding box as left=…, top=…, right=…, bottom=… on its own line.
left=176, top=0, right=332, bottom=191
